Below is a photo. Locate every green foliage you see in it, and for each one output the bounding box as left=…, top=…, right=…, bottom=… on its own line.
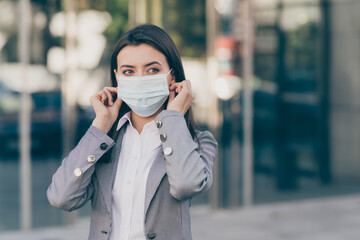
left=87, top=0, right=207, bottom=58
left=103, top=0, right=129, bottom=46
left=164, top=0, right=206, bottom=58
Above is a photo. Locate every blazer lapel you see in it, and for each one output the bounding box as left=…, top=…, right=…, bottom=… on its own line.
left=96, top=124, right=127, bottom=214
left=95, top=121, right=165, bottom=216
left=144, top=149, right=166, bottom=215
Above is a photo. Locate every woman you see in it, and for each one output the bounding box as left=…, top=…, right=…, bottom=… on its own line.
left=47, top=24, right=217, bottom=240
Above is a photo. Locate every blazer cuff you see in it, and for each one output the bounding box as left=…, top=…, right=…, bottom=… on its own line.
left=88, top=125, right=115, bottom=144
left=83, top=125, right=116, bottom=161
left=67, top=125, right=116, bottom=173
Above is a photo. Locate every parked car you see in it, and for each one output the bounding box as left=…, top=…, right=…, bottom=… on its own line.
left=0, top=84, right=62, bottom=158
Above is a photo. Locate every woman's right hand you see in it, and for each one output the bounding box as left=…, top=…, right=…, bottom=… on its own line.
left=90, top=87, right=122, bottom=134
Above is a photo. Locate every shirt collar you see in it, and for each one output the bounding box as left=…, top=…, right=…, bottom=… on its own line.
left=116, top=112, right=159, bottom=136
left=116, top=111, right=132, bottom=131
left=116, top=112, right=161, bottom=151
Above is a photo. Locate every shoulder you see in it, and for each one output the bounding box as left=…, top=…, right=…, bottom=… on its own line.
left=195, top=129, right=218, bottom=149
left=196, top=129, right=215, bottom=139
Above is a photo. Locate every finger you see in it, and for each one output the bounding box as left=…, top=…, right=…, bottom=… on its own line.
left=104, top=87, right=118, bottom=93
left=103, top=88, right=113, bottom=105
left=90, top=94, right=106, bottom=112
left=93, top=91, right=106, bottom=103
left=173, top=81, right=184, bottom=93
left=185, top=80, right=191, bottom=89
left=169, top=82, right=180, bottom=90
left=180, top=80, right=192, bottom=95
left=181, top=80, right=190, bottom=90
left=176, top=84, right=183, bottom=93
left=90, top=93, right=101, bottom=103
left=90, top=95, right=97, bottom=105
left=168, top=90, right=175, bottom=104
left=112, top=97, right=122, bottom=110
left=99, top=91, right=108, bottom=104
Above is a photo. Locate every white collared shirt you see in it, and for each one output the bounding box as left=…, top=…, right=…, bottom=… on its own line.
left=110, top=112, right=161, bottom=240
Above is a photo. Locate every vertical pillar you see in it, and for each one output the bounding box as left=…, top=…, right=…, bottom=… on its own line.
left=241, top=0, right=254, bottom=207
left=129, top=0, right=148, bottom=26
left=150, top=0, right=162, bottom=27
left=275, top=0, right=296, bottom=190
left=207, top=0, right=221, bottom=209
left=128, top=0, right=136, bottom=27
left=63, top=0, right=78, bottom=225
left=19, top=0, right=32, bottom=231
left=318, top=0, right=331, bottom=184
left=138, top=0, right=147, bottom=24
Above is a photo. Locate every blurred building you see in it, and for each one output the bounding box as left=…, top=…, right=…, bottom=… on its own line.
left=0, top=0, right=359, bottom=233
left=216, top=0, right=360, bottom=208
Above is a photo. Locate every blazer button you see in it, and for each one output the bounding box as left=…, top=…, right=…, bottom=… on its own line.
left=156, top=120, right=162, bottom=128
left=73, top=168, right=82, bottom=177
left=100, top=142, right=108, bottom=150
left=164, top=147, right=172, bottom=156
left=87, top=155, right=96, bottom=163
left=160, top=133, right=167, bottom=142
left=147, top=232, right=156, bottom=239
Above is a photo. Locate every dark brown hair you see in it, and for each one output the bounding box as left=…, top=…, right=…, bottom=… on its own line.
left=107, top=24, right=197, bottom=140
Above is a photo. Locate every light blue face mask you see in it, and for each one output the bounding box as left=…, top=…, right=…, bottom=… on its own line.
left=117, top=69, right=172, bottom=117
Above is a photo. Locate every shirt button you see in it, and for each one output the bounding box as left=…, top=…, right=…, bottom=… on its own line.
left=156, top=120, right=162, bottom=128
left=147, top=232, right=156, bottom=239
left=87, top=155, right=96, bottom=163
left=73, top=168, right=82, bottom=177
left=100, top=142, right=108, bottom=150
left=160, top=134, right=167, bottom=142
left=164, top=147, right=172, bottom=156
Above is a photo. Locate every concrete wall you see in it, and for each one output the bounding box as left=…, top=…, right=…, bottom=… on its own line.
left=330, top=0, right=360, bottom=180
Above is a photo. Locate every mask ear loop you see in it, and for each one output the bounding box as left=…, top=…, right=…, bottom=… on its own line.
left=168, top=69, right=175, bottom=87
left=167, top=68, right=173, bottom=76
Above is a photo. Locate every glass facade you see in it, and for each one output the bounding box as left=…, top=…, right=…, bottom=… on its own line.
left=252, top=0, right=328, bottom=202
left=251, top=0, right=360, bottom=203
left=1, top=0, right=64, bottom=230
left=0, top=0, right=107, bottom=230
left=218, top=0, right=360, bottom=207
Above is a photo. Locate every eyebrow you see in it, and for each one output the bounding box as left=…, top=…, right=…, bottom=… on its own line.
left=119, top=61, right=162, bottom=69
left=145, top=61, right=162, bottom=67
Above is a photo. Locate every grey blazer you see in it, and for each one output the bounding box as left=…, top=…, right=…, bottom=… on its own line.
left=47, top=110, right=217, bottom=240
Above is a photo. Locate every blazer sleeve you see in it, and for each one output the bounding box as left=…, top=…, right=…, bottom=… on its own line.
left=47, top=125, right=115, bottom=212
left=155, top=110, right=218, bottom=201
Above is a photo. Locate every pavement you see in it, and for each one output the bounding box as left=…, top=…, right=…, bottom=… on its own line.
left=1, top=194, right=360, bottom=240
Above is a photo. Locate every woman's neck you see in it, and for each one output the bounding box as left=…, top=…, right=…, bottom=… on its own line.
left=131, top=107, right=164, bottom=134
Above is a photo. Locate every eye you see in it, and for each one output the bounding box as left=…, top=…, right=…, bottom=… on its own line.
left=122, top=69, right=134, bottom=75
left=148, top=68, right=159, bottom=74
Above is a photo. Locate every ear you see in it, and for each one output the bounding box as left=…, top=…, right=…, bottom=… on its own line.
left=170, top=78, right=176, bottom=85
left=168, top=77, right=176, bottom=87
left=170, top=69, right=176, bottom=82
left=113, top=69, right=118, bottom=83
left=167, top=69, right=176, bottom=86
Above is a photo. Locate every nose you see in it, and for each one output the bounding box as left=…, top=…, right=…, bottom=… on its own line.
left=135, top=72, right=145, bottom=77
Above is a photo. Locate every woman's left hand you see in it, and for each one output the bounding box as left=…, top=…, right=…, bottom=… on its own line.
left=167, top=80, right=194, bottom=115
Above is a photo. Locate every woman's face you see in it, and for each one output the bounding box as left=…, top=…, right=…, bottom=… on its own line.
left=115, top=43, right=173, bottom=85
